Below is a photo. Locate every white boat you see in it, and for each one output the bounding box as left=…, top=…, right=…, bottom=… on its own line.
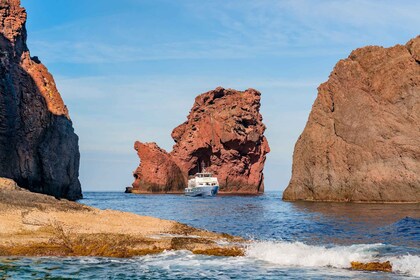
left=185, top=171, right=219, bottom=197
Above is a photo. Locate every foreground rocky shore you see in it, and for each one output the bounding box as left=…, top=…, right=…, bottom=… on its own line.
left=0, top=178, right=397, bottom=274
left=0, top=178, right=244, bottom=258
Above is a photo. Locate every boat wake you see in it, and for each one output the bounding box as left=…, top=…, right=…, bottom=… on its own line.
left=246, top=241, right=420, bottom=277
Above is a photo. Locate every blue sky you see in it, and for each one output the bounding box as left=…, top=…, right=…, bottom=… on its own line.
left=22, top=0, right=420, bottom=192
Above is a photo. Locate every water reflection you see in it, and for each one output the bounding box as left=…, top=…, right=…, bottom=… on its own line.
left=289, top=201, right=420, bottom=248
left=290, top=202, right=420, bottom=226
left=81, top=192, right=419, bottom=248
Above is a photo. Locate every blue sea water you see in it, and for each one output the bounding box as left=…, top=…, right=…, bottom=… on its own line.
left=1, top=191, right=419, bottom=279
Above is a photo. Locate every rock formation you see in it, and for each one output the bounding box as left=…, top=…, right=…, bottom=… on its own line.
left=351, top=261, right=392, bottom=273
left=131, top=142, right=186, bottom=193
left=131, top=87, right=270, bottom=194
left=283, top=36, right=420, bottom=202
left=0, top=177, right=244, bottom=257
left=0, top=0, right=81, bottom=200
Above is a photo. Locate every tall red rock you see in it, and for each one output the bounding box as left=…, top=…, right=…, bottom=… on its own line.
left=283, top=36, right=420, bottom=202
left=0, top=0, right=81, bottom=200
left=132, top=142, right=186, bottom=193
left=131, top=87, right=270, bottom=194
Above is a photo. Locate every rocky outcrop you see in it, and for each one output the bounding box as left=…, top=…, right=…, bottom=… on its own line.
left=351, top=261, right=392, bottom=273
left=0, top=178, right=244, bottom=258
left=132, top=87, right=270, bottom=194
left=283, top=36, right=420, bottom=202
left=171, top=87, right=270, bottom=193
left=131, top=142, right=186, bottom=192
left=0, top=0, right=81, bottom=200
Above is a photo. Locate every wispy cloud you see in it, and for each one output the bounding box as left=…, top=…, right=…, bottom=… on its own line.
left=56, top=74, right=318, bottom=154
left=187, top=0, right=420, bottom=46
left=22, top=0, right=419, bottom=190
left=59, top=74, right=317, bottom=190
left=30, top=39, right=349, bottom=65
left=28, top=1, right=420, bottom=65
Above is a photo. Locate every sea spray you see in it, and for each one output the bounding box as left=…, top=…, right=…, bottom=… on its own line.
left=246, top=241, right=381, bottom=268
left=385, top=255, right=420, bottom=277
left=78, top=192, right=420, bottom=279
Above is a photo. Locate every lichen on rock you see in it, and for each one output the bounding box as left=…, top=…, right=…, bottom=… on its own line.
left=0, top=179, right=245, bottom=258
left=350, top=261, right=392, bottom=273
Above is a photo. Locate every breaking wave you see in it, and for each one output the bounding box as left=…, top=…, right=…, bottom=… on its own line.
left=246, top=241, right=420, bottom=277
left=246, top=241, right=379, bottom=268
left=386, top=254, right=420, bottom=277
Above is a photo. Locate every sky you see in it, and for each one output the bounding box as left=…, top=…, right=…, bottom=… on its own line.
left=21, top=0, right=420, bottom=192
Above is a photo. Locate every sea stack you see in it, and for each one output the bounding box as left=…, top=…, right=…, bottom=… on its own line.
left=132, top=142, right=186, bottom=193
left=131, top=87, right=270, bottom=194
left=283, top=36, right=420, bottom=202
left=0, top=0, right=81, bottom=200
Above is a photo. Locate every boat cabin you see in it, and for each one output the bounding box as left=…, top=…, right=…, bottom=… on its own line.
left=188, top=171, right=219, bottom=188
left=196, top=172, right=213, bottom=178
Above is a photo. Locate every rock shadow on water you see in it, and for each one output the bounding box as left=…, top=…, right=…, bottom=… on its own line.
left=287, top=201, right=420, bottom=246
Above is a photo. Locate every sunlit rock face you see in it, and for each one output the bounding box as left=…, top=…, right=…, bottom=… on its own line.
left=132, top=87, right=270, bottom=194
left=283, top=36, right=420, bottom=202
left=132, top=141, right=186, bottom=193
left=0, top=0, right=81, bottom=200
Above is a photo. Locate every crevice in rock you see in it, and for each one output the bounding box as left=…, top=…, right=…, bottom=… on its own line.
left=0, top=1, right=81, bottom=200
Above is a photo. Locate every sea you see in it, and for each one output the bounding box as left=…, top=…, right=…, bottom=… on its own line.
left=1, top=191, right=419, bottom=279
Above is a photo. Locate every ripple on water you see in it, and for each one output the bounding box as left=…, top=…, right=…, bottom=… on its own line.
left=2, top=192, right=417, bottom=279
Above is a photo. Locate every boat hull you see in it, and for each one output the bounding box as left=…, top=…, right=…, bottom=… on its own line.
left=185, top=186, right=219, bottom=197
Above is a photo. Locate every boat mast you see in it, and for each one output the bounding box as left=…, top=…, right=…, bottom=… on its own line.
left=201, top=160, right=207, bottom=173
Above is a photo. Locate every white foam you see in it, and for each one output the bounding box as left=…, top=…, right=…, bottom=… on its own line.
left=386, top=254, right=420, bottom=277
left=246, top=241, right=381, bottom=269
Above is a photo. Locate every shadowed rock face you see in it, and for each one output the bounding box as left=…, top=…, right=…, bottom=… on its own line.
left=283, top=36, right=420, bottom=202
left=0, top=0, right=81, bottom=200
left=132, top=87, right=270, bottom=193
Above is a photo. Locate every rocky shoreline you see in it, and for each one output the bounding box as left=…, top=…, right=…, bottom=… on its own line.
left=0, top=178, right=244, bottom=258
left=0, top=178, right=397, bottom=273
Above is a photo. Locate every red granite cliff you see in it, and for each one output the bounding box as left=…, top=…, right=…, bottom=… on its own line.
left=131, top=87, right=270, bottom=194
left=283, top=36, right=420, bottom=202
left=131, top=142, right=186, bottom=193
left=0, top=0, right=81, bottom=200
